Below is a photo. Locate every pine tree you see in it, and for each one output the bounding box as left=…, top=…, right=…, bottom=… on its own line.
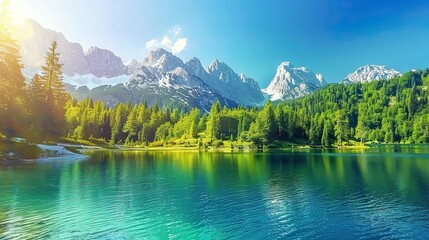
left=39, top=41, right=68, bottom=140
left=249, top=100, right=276, bottom=146
left=407, top=84, right=417, bottom=119
left=275, top=105, right=286, bottom=138
left=263, top=101, right=277, bottom=142
left=123, top=106, right=139, bottom=142
left=355, top=115, right=366, bottom=144
left=110, top=103, right=129, bottom=144
left=334, top=110, right=349, bottom=146
left=206, top=101, right=221, bottom=141
left=198, top=114, right=207, bottom=132
left=189, top=122, right=198, bottom=138
left=0, top=1, right=27, bottom=140
left=309, top=119, right=318, bottom=146
left=27, top=74, right=44, bottom=141
left=189, top=108, right=200, bottom=138
left=321, top=122, right=330, bottom=147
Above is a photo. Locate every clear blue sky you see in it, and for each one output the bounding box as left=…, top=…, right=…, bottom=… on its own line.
left=11, top=0, right=429, bottom=86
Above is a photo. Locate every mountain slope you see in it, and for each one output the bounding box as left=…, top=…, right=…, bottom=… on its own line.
left=71, top=64, right=237, bottom=111
left=187, top=59, right=265, bottom=106
left=85, top=47, right=125, bottom=78
left=142, top=48, right=184, bottom=73
left=18, top=19, right=336, bottom=109
left=263, top=62, right=326, bottom=101
left=342, top=65, right=401, bottom=83
left=125, top=59, right=141, bottom=75
left=17, top=19, right=126, bottom=78
left=18, top=19, right=90, bottom=76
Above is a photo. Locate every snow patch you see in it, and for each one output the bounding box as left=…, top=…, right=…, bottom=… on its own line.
left=63, top=74, right=129, bottom=90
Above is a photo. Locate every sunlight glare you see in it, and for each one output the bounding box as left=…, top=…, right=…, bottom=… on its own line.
left=6, top=0, right=35, bottom=40
left=9, top=0, right=32, bottom=25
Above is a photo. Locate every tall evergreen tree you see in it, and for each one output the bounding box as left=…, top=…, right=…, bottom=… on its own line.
left=110, top=103, right=129, bottom=144
left=123, top=106, right=139, bottom=142
left=309, top=119, right=318, bottom=146
left=0, top=0, right=27, bottom=140
left=39, top=41, right=68, bottom=140
left=275, top=105, right=286, bottom=138
left=249, top=100, right=276, bottom=146
left=334, top=110, right=349, bottom=146
left=27, top=74, right=44, bottom=141
left=321, top=122, right=330, bottom=147
left=188, top=108, right=200, bottom=138
left=206, top=101, right=221, bottom=141
left=407, top=84, right=417, bottom=119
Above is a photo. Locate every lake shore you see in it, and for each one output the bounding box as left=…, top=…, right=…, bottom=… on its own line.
left=3, top=140, right=426, bottom=163
left=0, top=142, right=89, bottom=164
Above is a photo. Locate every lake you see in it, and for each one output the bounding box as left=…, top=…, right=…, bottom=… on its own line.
left=1, top=147, right=429, bottom=239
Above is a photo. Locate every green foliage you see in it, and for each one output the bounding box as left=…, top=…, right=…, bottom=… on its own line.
left=321, top=122, right=330, bottom=147
left=58, top=69, right=429, bottom=148
left=0, top=1, right=27, bottom=141
left=248, top=101, right=276, bottom=146
left=37, top=41, right=68, bottom=141
left=0, top=140, right=41, bottom=159
left=212, top=140, right=224, bottom=148
left=206, top=101, right=221, bottom=140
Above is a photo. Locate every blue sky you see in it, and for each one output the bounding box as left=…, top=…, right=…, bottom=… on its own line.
left=10, top=0, right=429, bottom=86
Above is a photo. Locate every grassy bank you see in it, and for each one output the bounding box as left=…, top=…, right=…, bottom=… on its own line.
left=0, top=140, right=41, bottom=160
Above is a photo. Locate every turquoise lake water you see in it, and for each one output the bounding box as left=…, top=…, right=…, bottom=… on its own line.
left=1, top=147, right=429, bottom=239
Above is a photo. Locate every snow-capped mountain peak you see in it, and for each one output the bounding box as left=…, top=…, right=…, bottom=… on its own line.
left=184, top=57, right=210, bottom=81
left=263, top=61, right=325, bottom=101
left=142, top=48, right=184, bottom=73
left=207, top=59, right=233, bottom=73
left=342, top=65, right=401, bottom=83
left=279, top=61, right=294, bottom=69
left=240, top=73, right=260, bottom=89
left=204, top=59, right=264, bottom=105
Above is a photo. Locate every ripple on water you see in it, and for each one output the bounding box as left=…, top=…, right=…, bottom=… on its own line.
left=2, top=151, right=429, bottom=239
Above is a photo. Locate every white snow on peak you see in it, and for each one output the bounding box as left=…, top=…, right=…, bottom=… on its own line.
left=342, top=65, right=401, bottom=83
left=279, top=61, right=293, bottom=69
left=142, top=48, right=184, bottom=73
left=262, top=61, right=325, bottom=101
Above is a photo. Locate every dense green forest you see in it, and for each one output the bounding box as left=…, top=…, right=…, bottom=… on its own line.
left=1, top=1, right=429, bottom=150
left=61, top=69, right=429, bottom=148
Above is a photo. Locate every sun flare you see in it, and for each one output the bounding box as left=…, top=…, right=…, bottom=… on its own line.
left=3, top=0, right=35, bottom=40
left=8, top=0, right=32, bottom=25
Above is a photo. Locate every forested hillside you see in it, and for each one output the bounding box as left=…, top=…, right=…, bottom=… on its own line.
left=62, top=69, right=429, bottom=147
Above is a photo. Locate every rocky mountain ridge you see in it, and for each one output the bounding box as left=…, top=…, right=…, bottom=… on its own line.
left=263, top=62, right=326, bottom=101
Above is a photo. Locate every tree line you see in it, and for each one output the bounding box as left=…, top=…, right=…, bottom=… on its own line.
left=61, top=68, right=429, bottom=148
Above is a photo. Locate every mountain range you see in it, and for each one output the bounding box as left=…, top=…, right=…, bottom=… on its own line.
left=17, top=19, right=403, bottom=109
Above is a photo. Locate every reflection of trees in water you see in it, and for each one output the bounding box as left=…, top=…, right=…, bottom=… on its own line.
left=1, top=150, right=429, bottom=238
left=84, top=150, right=429, bottom=204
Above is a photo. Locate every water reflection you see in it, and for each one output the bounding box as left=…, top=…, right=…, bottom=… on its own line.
left=0, top=149, right=429, bottom=238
